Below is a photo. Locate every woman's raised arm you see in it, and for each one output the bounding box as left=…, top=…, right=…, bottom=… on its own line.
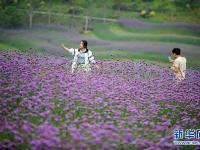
left=61, top=44, right=69, bottom=52
left=61, top=44, right=72, bottom=52
left=61, top=44, right=76, bottom=55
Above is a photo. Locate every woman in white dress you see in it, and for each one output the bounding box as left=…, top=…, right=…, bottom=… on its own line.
left=61, top=40, right=100, bottom=73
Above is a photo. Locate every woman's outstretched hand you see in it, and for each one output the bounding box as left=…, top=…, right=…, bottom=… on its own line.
left=61, top=44, right=69, bottom=52
left=61, top=44, right=65, bottom=49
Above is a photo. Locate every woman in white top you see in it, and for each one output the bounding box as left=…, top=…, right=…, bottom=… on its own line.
left=61, top=40, right=100, bottom=73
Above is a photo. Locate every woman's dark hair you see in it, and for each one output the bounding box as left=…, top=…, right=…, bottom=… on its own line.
left=78, top=40, right=88, bottom=53
left=172, top=48, right=181, bottom=55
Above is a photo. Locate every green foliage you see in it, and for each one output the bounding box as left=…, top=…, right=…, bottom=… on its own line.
left=174, top=0, right=200, bottom=9
left=0, top=6, right=26, bottom=28
left=0, top=0, right=17, bottom=9
left=20, top=0, right=45, bottom=9
left=0, top=130, right=14, bottom=141
left=28, top=116, right=42, bottom=125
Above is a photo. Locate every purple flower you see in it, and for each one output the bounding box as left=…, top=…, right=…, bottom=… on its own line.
left=1, top=51, right=200, bottom=149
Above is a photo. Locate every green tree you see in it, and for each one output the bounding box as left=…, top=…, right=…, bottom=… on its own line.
left=173, top=0, right=200, bottom=9
left=0, top=0, right=26, bottom=28
left=0, top=0, right=16, bottom=9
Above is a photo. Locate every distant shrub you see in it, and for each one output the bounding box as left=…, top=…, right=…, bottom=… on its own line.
left=140, top=10, right=146, bottom=17
left=140, top=9, right=156, bottom=18
left=149, top=10, right=156, bottom=17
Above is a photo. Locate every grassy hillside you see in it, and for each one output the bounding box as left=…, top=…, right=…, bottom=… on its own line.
left=89, top=23, right=200, bottom=46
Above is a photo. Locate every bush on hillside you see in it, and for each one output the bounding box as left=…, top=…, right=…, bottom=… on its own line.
left=140, top=9, right=156, bottom=18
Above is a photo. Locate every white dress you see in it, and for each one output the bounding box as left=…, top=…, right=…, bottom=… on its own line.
left=68, top=48, right=96, bottom=73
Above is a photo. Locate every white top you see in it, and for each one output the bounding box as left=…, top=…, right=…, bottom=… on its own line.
left=68, top=48, right=96, bottom=73
left=172, top=56, right=187, bottom=80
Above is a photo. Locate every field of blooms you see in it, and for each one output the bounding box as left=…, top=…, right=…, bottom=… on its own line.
left=0, top=51, right=200, bottom=150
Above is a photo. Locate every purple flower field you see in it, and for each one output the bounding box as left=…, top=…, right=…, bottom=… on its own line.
left=0, top=51, right=200, bottom=150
